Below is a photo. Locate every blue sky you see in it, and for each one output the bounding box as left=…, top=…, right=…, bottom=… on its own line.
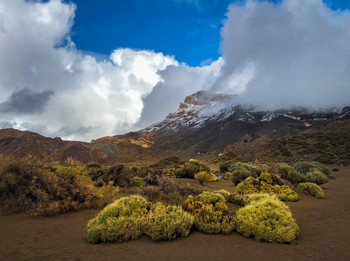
left=67, top=0, right=350, bottom=67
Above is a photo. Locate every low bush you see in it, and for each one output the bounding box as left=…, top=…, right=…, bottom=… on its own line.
left=276, top=163, right=304, bottom=185
left=237, top=173, right=298, bottom=202
left=141, top=176, right=205, bottom=205
left=297, top=182, right=325, bottom=199
left=304, top=170, right=329, bottom=185
left=219, top=160, right=235, bottom=172
left=214, top=189, right=230, bottom=200
left=214, top=190, right=236, bottom=204
left=85, top=195, right=194, bottom=243
left=194, top=171, right=218, bottom=184
left=86, top=163, right=106, bottom=181
left=84, top=196, right=151, bottom=243
left=223, top=172, right=232, bottom=180
left=293, top=162, right=316, bottom=175
left=230, top=169, right=251, bottom=185
left=143, top=203, right=194, bottom=241
left=101, top=165, right=136, bottom=188
left=228, top=162, right=260, bottom=177
left=0, top=156, right=117, bottom=215
left=132, top=177, right=146, bottom=187
left=310, top=162, right=331, bottom=177
left=183, top=192, right=236, bottom=234
left=142, top=169, right=163, bottom=185
left=293, top=162, right=330, bottom=184
left=176, top=159, right=210, bottom=179
left=236, top=193, right=299, bottom=243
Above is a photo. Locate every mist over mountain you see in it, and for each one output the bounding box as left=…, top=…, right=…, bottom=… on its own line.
left=208, top=0, right=350, bottom=110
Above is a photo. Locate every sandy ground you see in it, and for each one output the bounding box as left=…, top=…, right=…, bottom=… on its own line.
left=0, top=167, right=349, bottom=261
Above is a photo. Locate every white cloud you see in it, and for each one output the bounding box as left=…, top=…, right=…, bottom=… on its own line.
left=212, top=0, right=350, bottom=110
left=0, top=0, right=182, bottom=141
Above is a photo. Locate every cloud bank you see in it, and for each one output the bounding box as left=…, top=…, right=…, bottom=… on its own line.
left=0, top=0, right=217, bottom=141
left=0, top=0, right=350, bottom=141
left=213, top=0, right=350, bottom=109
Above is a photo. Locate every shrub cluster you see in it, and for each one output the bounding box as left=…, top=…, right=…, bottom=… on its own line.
left=297, top=182, right=325, bottom=199
left=176, top=159, right=210, bottom=179
left=285, top=162, right=330, bottom=185
left=100, top=164, right=136, bottom=188
left=84, top=196, right=151, bottom=243
left=141, top=176, right=205, bottom=205
left=219, top=160, right=234, bottom=173
left=236, top=194, right=299, bottom=243
left=132, top=177, right=146, bottom=187
left=84, top=195, right=194, bottom=243
left=143, top=203, right=194, bottom=241
left=221, top=161, right=271, bottom=185
left=0, top=156, right=117, bottom=215
left=194, top=171, right=218, bottom=184
left=230, top=169, right=251, bottom=185
left=237, top=173, right=298, bottom=202
left=183, top=192, right=236, bottom=234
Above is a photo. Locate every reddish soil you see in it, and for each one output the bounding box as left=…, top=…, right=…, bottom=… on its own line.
left=1, top=168, right=349, bottom=261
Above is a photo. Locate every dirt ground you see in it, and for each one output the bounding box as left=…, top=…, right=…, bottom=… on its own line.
left=1, top=167, right=349, bottom=261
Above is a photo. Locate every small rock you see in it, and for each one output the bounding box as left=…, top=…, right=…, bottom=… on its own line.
left=289, top=240, right=298, bottom=245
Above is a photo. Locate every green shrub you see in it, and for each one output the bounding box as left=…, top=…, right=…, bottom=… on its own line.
left=232, top=194, right=248, bottom=206
left=85, top=196, right=195, bottom=243
left=86, top=163, right=106, bottom=181
left=214, top=190, right=231, bottom=199
left=310, top=162, right=331, bottom=177
left=293, top=162, right=331, bottom=182
left=176, top=159, right=210, bottom=179
left=194, top=171, right=218, bottom=184
left=304, top=170, right=329, bottom=185
left=297, top=182, right=325, bottom=199
left=84, top=196, right=151, bottom=243
left=228, top=162, right=260, bottom=177
left=236, top=193, right=299, bottom=243
left=183, top=192, right=236, bottom=234
left=237, top=174, right=298, bottom=202
left=214, top=190, right=236, bottom=204
left=143, top=203, right=194, bottom=241
left=219, top=160, right=235, bottom=172
left=223, top=172, right=232, bottom=180
left=141, top=177, right=205, bottom=205
left=230, top=169, right=251, bottom=185
left=132, top=177, right=146, bottom=187
left=102, top=165, right=136, bottom=187
left=0, top=156, right=117, bottom=215
left=276, top=163, right=304, bottom=185
left=197, top=191, right=227, bottom=209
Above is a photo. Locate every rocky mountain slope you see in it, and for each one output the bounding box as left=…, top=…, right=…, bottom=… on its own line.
left=1, top=91, right=349, bottom=164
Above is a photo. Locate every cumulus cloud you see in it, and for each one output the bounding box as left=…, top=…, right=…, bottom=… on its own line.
left=0, top=0, right=184, bottom=141
left=212, top=0, right=350, bottom=110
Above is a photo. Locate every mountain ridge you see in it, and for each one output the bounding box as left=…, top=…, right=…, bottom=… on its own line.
left=1, top=91, right=349, bottom=164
